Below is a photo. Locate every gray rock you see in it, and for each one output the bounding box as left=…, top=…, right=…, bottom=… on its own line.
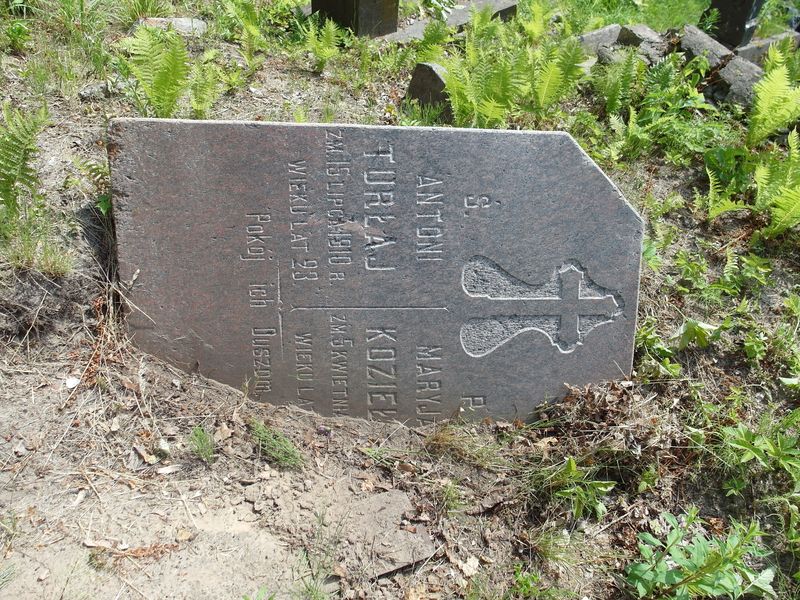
left=578, top=56, right=598, bottom=75
left=617, top=24, right=667, bottom=65
left=312, top=0, right=398, bottom=37
left=735, top=30, right=800, bottom=64
left=577, top=24, right=621, bottom=54
left=405, top=62, right=452, bottom=123
left=79, top=83, right=110, bottom=102
left=702, top=0, right=764, bottom=48
left=618, top=24, right=663, bottom=47
left=109, top=119, right=643, bottom=425
left=384, top=0, right=517, bottom=43
left=596, top=44, right=627, bottom=65
left=718, top=55, right=764, bottom=105
left=680, top=24, right=733, bottom=68
left=136, top=17, right=207, bottom=36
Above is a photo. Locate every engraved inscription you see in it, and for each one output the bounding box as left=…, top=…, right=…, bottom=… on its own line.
left=460, top=256, right=622, bottom=356
left=240, top=213, right=272, bottom=261
left=330, top=314, right=352, bottom=416
left=366, top=326, right=398, bottom=419
left=416, top=345, right=443, bottom=424
left=363, top=143, right=396, bottom=271
left=325, top=129, right=353, bottom=283
left=416, top=176, right=445, bottom=262
left=288, top=160, right=318, bottom=281
left=251, top=327, right=276, bottom=395
left=295, top=332, right=314, bottom=408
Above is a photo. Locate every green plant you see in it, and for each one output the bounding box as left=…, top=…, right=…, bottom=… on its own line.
left=748, top=47, right=800, bottom=146
left=636, top=317, right=681, bottom=380
left=550, top=457, right=615, bottom=521
left=2, top=19, right=30, bottom=54
left=0, top=103, right=47, bottom=222
left=188, top=426, right=215, bottom=463
left=222, top=0, right=267, bottom=74
left=248, top=419, right=303, bottom=469
left=626, top=509, right=775, bottom=599
left=118, top=0, right=172, bottom=29
left=242, top=587, right=275, bottom=600
left=301, top=17, right=342, bottom=73
left=189, top=50, right=224, bottom=119
left=119, top=25, right=190, bottom=118
left=74, top=157, right=111, bottom=215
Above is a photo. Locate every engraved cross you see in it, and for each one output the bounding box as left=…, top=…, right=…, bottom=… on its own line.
left=461, top=258, right=621, bottom=356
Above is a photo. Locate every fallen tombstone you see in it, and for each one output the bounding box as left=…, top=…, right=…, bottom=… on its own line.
left=405, top=62, right=452, bottom=122
left=716, top=55, right=764, bottom=105
left=680, top=24, right=733, bottom=68
left=577, top=24, right=621, bottom=54
left=734, top=30, right=800, bottom=64
left=311, top=0, right=399, bottom=37
left=134, top=17, right=207, bottom=36
left=109, top=119, right=643, bottom=425
left=383, top=0, right=517, bottom=43
left=617, top=24, right=668, bottom=65
left=702, top=0, right=764, bottom=48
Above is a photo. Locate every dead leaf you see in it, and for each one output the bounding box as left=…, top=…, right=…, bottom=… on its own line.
left=458, top=555, right=480, bottom=577
left=214, top=423, right=233, bottom=443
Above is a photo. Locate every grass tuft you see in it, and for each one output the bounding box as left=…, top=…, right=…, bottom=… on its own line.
left=248, top=419, right=303, bottom=470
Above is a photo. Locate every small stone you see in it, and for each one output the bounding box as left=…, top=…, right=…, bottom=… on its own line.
left=65, top=376, right=81, bottom=389
left=36, top=567, right=50, bottom=582
left=596, top=44, right=627, bottom=65
left=243, top=484, right=261, bottom=504
left=154, top=438, right=170, bottom=458
left=578, top=56, right=597, bottom=75
left=175, top=528, right=196, bottom=542
left=577, top=24, right=621, bottom=54
left=13, top=441, right=27, bottom=457
left=303, top=479, right=313, bottom=492
left=680, top=25, right=733, bottom=68
left=78, top=83, right=110, bottom=102
left=718, top=55, right=764, bottom=105
left=405, top=62, right=452, bottom=123
left=136, top=17, right=207, bottom=37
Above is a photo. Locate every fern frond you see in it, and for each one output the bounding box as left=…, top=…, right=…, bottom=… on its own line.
left=766, top=185, right=800, bottom=237
left=557, top=37, right=585, bottom=91
left=748, top=64, right=800, bottom=146
left=0, top=104, right=48, bottom=217
left=706, top=167, right=749, bottom=219
left=122, top=26, right=190, bottom=118
left=533, top=61, right=563, bottom=110
left=754, top=162, right=773, bottom=212
left=190, top=51, right=223, bottom=119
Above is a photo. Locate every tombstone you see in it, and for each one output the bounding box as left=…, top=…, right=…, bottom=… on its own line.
left=109, top=119, right=643, bottom=425
left=703, top=0, right=765, bottom=48
left=384, top=0, right=517, bottom=43
left=405, top=62, right=452, bottom=123
left=311, top=0, right=398, bottom=37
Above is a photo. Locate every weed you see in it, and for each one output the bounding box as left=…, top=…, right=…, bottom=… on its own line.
left=626, top=509, right=775, bottom=599
left=748, top=47, right=800, bottom=146
left=188, top=426, right=214, bottom=463
left=0, top=563, right=14, bottom=591
left=118, top=0, right=172, bottom=29
left=248, top=419, right=303, bottom=469
left=425, top=422, right=506, bottom=471
left=242, top=587, right=276, bottom=600
left=301, top=17, right=342, bottom=74
left=550, top=457, right=615, bottom=521
left=222, top=0, right=267, bottom=74
left=2, top=19, right=30, bottom=54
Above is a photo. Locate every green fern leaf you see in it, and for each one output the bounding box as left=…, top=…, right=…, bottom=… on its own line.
left=766, top=185, right=800, bottom=237
left=533, top=61, right=563, bottom=110
left=748, top=63, right=800, bottom=146
left=0, top=104, right=48, bottom=217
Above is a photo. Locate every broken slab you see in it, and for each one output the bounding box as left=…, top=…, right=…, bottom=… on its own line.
left=109, top=119, right=643, bottom=425
left=405, top=62, right=452, bottom=122
left=333, top=491, right=436, bottom=577
left=576, top=24, right=621, bottom=54
left=717, top=55, right=764, bottom=105
left=680, top=24, right=733, bottom=68
left=735, top=30, right=800, bottom=64
left=135, top=17, right=207, bottom=36
left=617, top=24, right=667, bottom=65
left=383, top=0, right=517, bottom=43
left=311, top=0, right=399, bottom=37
